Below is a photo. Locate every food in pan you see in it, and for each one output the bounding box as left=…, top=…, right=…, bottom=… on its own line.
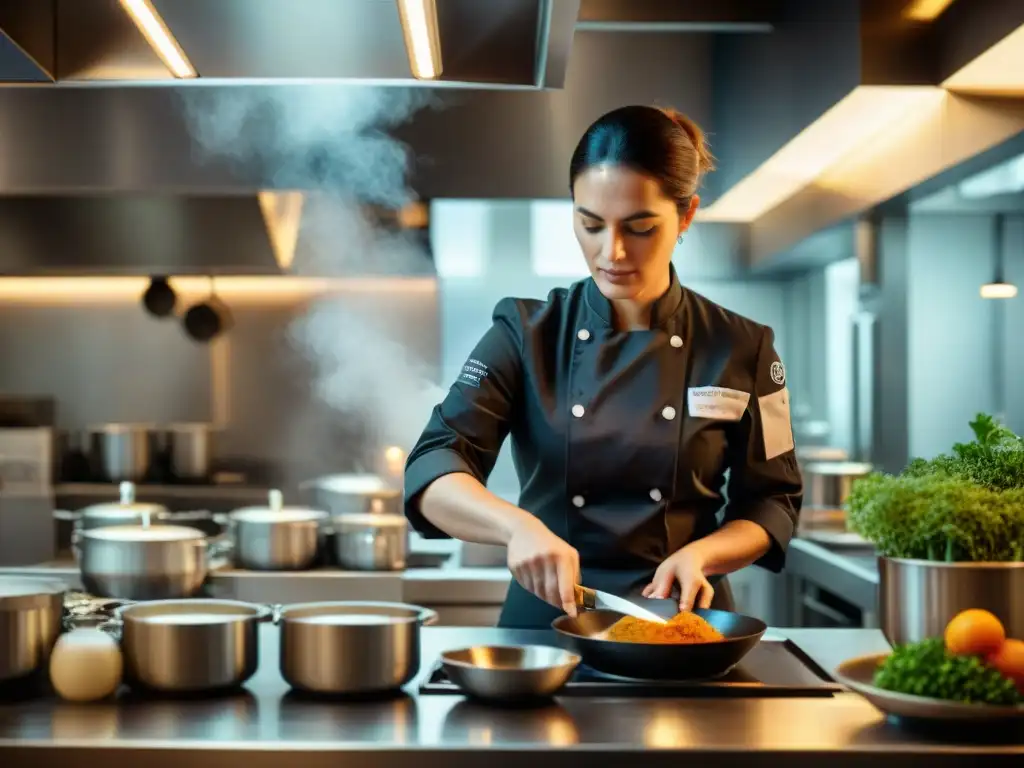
left=873, top=609, right=1023, bottom=706
left=606, top=611, right=725, bottom=644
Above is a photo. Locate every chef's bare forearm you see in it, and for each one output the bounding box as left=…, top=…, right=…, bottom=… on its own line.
left=418, top=472, right=540, bottom=546
left=684, top=520, right=772, bottom=576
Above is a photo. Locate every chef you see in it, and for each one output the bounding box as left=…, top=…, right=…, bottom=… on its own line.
left=404, top=105, right=803, bottom=629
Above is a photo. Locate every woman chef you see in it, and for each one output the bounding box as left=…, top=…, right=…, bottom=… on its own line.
left=403, top=105, right=803, bottom=629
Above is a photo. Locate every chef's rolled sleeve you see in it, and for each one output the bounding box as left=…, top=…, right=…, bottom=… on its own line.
left=403, top=298, right=524, bottom=539
left=724, top=327, right=803, bottom=572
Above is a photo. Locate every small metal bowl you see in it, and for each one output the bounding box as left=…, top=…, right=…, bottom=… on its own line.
left=441, top=645, right=581, bottom=704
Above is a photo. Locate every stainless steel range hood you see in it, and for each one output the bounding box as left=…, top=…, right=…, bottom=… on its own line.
left=0, top=193, right=433, bottom=276
left=0, top=0, right=581, bottom=89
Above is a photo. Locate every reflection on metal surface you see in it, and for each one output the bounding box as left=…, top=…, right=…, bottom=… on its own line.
left=441, top=700, right=579, bottom=746
left=278, top=690, right=417, bottom=743
left=0, top=276, right=435, bottom=305
left=258, top=191, right=305, bottom=271
left=118, top=0, right=197, bottom=78
left=643, top=711, right=693, bottom=748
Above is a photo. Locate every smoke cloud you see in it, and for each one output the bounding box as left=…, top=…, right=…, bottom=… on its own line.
left=179, top=85, right=446, bottom=465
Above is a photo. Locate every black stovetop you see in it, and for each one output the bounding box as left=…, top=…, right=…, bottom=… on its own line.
left=420, top=638, right=842, bottom=698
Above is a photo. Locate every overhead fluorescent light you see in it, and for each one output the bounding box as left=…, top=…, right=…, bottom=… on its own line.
left=118, top=0, right=197, bottom=78
left=902, top=0, right=958, bottom=21
left=943, top=22, right=1024, bottom=96
left=958, top=153, right=1024, bottom=199
left=396, top=0, right=443, bottom=80
left=980, top=282, right=1018, bottom=299
left=699, top=86, right=944, bottom=223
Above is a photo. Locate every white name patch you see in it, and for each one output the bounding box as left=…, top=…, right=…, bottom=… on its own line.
left=759, top=386, right=795, bottom=460
left=687, top=386, right=750, bottom=421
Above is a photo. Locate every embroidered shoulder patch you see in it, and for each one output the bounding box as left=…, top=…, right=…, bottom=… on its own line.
left=457, top=358, right=489, bottom=389
left=769, top=361, right=786, bottom=386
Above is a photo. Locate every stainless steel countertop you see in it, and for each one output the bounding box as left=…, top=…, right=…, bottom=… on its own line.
left=0, top=626, right=1020, bottom=767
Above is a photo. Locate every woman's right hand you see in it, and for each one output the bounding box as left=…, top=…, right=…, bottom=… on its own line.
left=506, top=517, right=581, bottom=617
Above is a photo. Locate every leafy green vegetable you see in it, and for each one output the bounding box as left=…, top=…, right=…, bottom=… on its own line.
left=873, top=637, right=1022, bottom=707
left=904, top=413, right=1024, bottom=493
left=845, top=413, right=1024, bottom=562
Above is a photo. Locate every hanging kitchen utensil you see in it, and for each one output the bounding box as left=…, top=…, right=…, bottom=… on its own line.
left=183, top=276, right=233, bottom=343
left=141, top=276, right=177, bottom=318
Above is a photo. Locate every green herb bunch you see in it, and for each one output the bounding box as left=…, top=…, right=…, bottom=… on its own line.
left=846, top=413, right=1024, bottom=562
left=873, top=637, right=1022, bottom=706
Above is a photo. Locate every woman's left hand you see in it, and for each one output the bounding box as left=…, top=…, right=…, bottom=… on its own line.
left=641, top=546, right=714, bottom=611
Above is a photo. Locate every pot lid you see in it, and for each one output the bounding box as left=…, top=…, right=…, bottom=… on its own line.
left=230, top=489, right=324, bottom=521
left=83, top=524, right=205, bottom=542
left=119, top=598, right=264, bottom=624
left=333, top=513, right=407, bottom=528
left=0, top=577, right=66, bottom=610
left=80, top=482, right=168, bottom=518
left=305, top=473, right=392, bottom=495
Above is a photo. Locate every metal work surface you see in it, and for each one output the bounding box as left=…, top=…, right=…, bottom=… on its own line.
left=0, top=626, right=1020, bottom=767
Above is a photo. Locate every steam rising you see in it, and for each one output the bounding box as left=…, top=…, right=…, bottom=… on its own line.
left=180, top=86, right=446, bottom=463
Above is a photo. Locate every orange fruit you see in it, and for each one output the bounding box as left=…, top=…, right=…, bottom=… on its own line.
left=987, top=638, right=1024, bottom=692
left=944, top=609, right=1006, bottom=657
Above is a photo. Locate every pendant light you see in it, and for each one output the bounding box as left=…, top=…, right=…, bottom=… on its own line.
left=980, top=213, right=1018, bottom=299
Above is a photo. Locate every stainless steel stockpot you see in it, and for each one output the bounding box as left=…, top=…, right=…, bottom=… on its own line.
left=0, top=577, right=66, bottom=682
left=278, top=601, right=437, bottom=695
left=117, top=599, right=270, bottom=693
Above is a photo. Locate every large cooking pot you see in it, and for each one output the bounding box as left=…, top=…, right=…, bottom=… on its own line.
left=878, top=557, right=1024, bottom=646
left=77, top=524, right=230, bottom=600
left=803, top=461, right=873, bottom=510
left=332, top=513, right=408, bottom=571
left=116, top=599, right=269, bottom=693
left=225, top=490, right=328, bottom=571
left=279, top=601, right=437, bottom=695
left=87, top=424, right=154, bottom=483
left=300, top=473, right=402, bottom=517
left=0, top=577, right=66, bottom=682
left=162, top=423, right=214, bottom=481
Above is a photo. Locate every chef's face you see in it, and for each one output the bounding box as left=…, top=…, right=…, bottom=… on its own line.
left=572, top=164, right=699, bottom=302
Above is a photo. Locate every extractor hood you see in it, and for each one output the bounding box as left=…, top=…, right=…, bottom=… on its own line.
left=0, top=0, right=581, bottom=89
left=0, top=194, right=434, bottom=277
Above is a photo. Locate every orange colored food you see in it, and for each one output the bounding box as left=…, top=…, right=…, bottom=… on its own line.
left=606, top=611, right=725, bottom=644
left=944, top=609, right=1006, bottom=657
left=986, top=638, right=1024, bottom=693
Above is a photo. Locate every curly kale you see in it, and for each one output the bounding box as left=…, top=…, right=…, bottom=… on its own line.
left=873, top=637, right=1022, bottom=707
left=845, top=414, right=1024, bottom=562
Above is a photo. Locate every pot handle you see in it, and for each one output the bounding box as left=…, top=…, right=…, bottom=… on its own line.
left=206, top=532, right=235, bottom=567
left=418, top=607, right=440, bottom=626
left=256, top=603, right=282, bottom=624
left=52, top=509, right=81, bottom=521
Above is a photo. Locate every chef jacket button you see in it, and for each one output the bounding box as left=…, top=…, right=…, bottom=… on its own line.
left=572, top=404, right=585, bottom=418
left=649, top=488, right=663, bottom=502
left=670, top=335, right=683, bottom=348
left=572, top=495, right=585, bottom=508
left=661, top=406, right=677, bottom=421
left=577, top=329, right=591, bottom=341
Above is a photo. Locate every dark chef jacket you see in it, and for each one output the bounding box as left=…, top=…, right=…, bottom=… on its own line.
left=404, top=267, right=803, bottom=629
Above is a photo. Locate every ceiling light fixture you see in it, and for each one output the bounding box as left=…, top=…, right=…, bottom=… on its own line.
left=902, top=0, right=958, bottom=21
left=699, top=86, right=944, bottom=223
left=943, top=22, right=1024, bottom=96
left=396, top=0, right=443, bottom=80
left=980, top=214, right=1018, bottom=299
left=118, top=0, right=197, bottom=78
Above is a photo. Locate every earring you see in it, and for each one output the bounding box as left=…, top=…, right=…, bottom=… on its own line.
left=677, top=235, right=684, bottom=244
